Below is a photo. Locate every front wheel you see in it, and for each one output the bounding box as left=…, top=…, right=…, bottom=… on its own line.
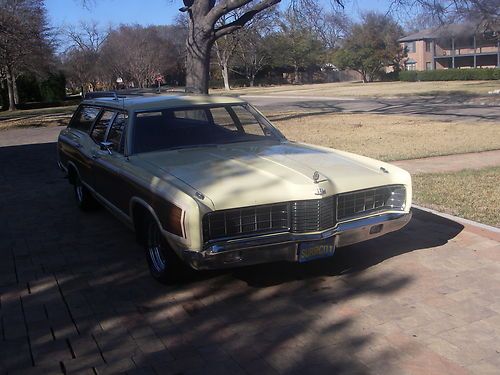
left=145, top=218, right=190, bottom=284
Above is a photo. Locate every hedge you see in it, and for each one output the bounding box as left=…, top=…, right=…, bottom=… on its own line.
left=399, top=68, right=500, bottom=81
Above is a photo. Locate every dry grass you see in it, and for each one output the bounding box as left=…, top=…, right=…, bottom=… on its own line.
left=268, top=111, right=500, bottom=161
left=413, top=167, right=500, bottom=227
left=213, top=80, right=500, bottom=98
left=0, top=109, right=75, bottom=131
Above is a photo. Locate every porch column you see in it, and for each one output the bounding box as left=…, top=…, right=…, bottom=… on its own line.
left=473, top=35, right=477, bottom=68
left=432, top=40, right=436, bottom=70
left=451, top=37, right=455, bottom=68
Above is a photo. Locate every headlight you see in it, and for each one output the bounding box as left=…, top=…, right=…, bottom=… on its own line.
left=387, top=186, right=406, bottom=210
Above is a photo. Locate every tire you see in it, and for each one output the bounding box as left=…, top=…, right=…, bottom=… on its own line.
left=73, top=173, right=98, bottom=211
left=144, top=216, right=191, bottom=284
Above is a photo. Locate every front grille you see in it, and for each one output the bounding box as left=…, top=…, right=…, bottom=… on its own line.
left=337, top=185, right=405, bottom=221
left=203, top=185, right=405, bottom=243
left=203, top=203, right=289, bottom=242
left=291, top=196, right=335, bottom=232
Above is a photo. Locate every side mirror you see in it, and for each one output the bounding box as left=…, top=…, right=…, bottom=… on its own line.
left=100, top=141, right=113, bottom=155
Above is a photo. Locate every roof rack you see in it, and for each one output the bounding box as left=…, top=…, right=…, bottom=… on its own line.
left=84, top=91, right=119, bottom=100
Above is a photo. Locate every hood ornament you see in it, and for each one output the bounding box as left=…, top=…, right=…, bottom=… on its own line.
left=313, top=171, right=320, bottom=183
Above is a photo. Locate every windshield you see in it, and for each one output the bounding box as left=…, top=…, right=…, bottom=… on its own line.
left=131, top=104, right=284, bottom=154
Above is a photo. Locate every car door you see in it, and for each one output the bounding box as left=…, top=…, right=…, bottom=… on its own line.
left=59, top=105, right=101, bottom=185
left=91, top=111, right=130, bottom=212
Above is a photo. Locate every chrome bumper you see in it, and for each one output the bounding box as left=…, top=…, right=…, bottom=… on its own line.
left=182, top=211, right=412, bottom=270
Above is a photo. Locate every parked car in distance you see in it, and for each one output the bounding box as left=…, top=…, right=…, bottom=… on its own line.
left=57, top=93, right=412, bottom=283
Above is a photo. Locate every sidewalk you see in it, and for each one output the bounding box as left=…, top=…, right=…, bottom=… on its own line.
left=391, top=150, right=500, bottom=174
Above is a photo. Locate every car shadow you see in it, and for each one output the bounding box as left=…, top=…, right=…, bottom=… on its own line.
left=0, top=140, right=465, bottom=374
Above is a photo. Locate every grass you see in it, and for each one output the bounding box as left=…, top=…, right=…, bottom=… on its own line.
left=413, top=167, right=500, bottom=227
left=0, top=106, right=76, bottom=130
left=267, top=111, right=500, bottom=161
left=0, top=105, right=77, bottom=120
left=213, top=80, right=500, bottom=98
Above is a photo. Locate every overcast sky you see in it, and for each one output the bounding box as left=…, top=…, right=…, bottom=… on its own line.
left=45, top=0, right=397, bottom=29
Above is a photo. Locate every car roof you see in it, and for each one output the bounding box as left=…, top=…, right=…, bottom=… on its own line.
left=81, top=94, right=246, bottom=112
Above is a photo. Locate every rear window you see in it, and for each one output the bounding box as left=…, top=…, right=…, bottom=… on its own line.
left=70, top=106, right=100, bottom=132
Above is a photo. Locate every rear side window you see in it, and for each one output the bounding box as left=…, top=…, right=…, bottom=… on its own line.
left=70, top=106, right=100, bottom=132
left=107, top=112, right=128, bottom=153
left=91, top=111, right=115, bottom=143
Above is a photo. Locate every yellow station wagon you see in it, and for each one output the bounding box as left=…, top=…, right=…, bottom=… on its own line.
left=57, top=93, right=412, bottom=283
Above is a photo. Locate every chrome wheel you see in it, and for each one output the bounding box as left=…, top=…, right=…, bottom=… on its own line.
left=75, top=183, right=83, bottom=203
left=148, top=222, right=167, bottom=273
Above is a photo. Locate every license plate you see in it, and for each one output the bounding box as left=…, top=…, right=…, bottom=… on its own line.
left=298, top=239, right=336, bottom=263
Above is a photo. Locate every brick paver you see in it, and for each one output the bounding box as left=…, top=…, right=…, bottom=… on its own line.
left=0, top=136, right=499, bottom=374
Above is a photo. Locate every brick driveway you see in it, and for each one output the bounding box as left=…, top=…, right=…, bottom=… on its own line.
left=1, top=140, right=499, bottom=375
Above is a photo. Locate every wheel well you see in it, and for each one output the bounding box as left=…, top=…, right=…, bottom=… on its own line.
left=131, top=203, right=152, bottom=245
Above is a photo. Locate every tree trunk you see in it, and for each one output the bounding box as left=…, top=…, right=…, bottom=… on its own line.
left=293, top=64, right=300, bottom=84
left=5, top=67, right=16, bottom=111
left=185, top=26, right=213, bottom=94
left=221, top=63, right=230, bottom=91
left=249, top=75, right=255, bottom=87
left=13, top=76, right=19, bottom=105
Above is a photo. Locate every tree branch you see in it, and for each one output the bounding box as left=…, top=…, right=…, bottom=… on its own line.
left=206, top=0, right=255, bottom=27
left=214, top=0, right=281, bottom=38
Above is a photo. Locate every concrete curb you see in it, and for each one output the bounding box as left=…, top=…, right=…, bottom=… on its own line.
left=413, top=204, right=500, bottom=233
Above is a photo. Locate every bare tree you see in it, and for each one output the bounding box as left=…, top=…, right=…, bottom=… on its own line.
left=389, top=0, right=499, bottom=35
left=0, top=0, right=53, bottom=110
left=213, top=7, right=273, bottom=91
left=214, top=19, right=241, bottom=91
left=62, top=22, right=109, bottom=94
left=101, top=25, right=175, bottom=88
left=232, top=9, right=277, bottom=86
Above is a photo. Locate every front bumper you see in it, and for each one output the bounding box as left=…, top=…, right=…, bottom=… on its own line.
left=182, top=211, right=412, bottom=270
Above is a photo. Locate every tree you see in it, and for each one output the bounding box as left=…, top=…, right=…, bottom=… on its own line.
left=268, top=9, right=326, bottom=84
left=233, top=27, right=272, bottom=86
left=0, top=0, right=53, bottom=110
left=334, top=12, right=404, bottom=83
left=180, top=0, right=285, bottom=94
left=62, top=22, right=108, bottom=95
left=214, top=6, right=275, bottom=90
left=213, top=14, right=242, bottom=91
left=389, top=0, right=499, bottom=35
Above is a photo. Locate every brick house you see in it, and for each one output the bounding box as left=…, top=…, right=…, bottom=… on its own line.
left=398, top=23, right=499, bottom=71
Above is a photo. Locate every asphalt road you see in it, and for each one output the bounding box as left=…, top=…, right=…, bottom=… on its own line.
left=243, top=94, right=500, bottom=123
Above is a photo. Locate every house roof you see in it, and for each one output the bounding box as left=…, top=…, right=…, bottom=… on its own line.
left=398, top=23, right=478, bottom=42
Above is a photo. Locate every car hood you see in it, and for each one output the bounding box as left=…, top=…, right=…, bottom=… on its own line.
left=136, top=141, right=410, bottom=210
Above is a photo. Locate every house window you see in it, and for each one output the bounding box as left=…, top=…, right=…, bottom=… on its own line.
left=405, top=42, right=416, bottom=53
left=425, top=41, right=431, bottom=52
left=406, top=62, right=416, bottom=71
left=426, top=62, right=432, bottom=70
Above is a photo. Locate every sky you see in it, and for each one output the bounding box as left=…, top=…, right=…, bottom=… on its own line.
left=45, top=0, right=396, bottom=29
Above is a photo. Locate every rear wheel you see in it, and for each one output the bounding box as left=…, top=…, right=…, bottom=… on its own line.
left=144, top=217, right=190, bottom=283
left=72, top=172, right=98, bottom=211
